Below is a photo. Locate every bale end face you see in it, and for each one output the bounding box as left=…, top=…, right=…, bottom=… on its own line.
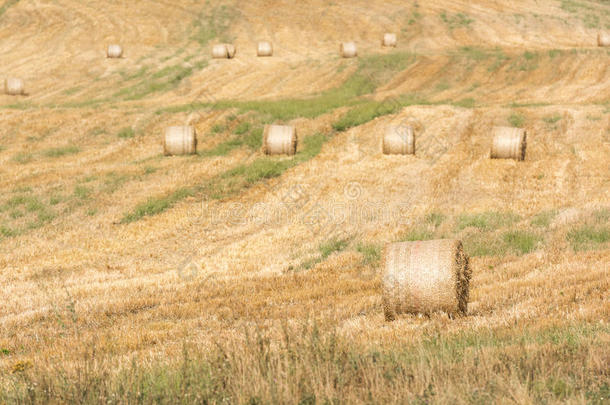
left=598, top=32, right=610, bottom=47
left=107, top=45, right=123, bottom=58
left=490, top=126, right=527, bottom=161
left=340, top=42, right=357, bottom=58
left=382, top=33, right=397, bottom=47
left=4, top=78, right=25, bottom=96
left=164, top=126, right=197, bottom=156
left=383, top=125, right=415, bottom=155
left=382, top=239, right=471, bottom=321
left=257, top=41, right=273, bottom=57
left=262, top=125, right=297, bottom=155
left=212, top=44, right=235, bottom=59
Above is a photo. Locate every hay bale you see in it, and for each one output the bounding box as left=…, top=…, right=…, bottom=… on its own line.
left=383, top=125, right=415, bottom=155
left=164, top=126, right=197, bottom=156
left=382, top=239, right=471, bottom=320
left=262, top=125, right=297, bottom=155
left=340, top=42, right=357, bottom=58
left=382, top=33, right=397, bottom=47
left=4, top=78, right=24, bottom=95
left=490, top=126, right=527, bottom=161
left=598, top=32, right=610, bottom=47
left=212, top=44, right=236, bottom=59
left=107, top=44, right=123, bottom=58
left=257, top=41, right=273, bottom=57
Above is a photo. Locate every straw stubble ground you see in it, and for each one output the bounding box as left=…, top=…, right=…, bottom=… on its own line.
left=0, top=0, right=609, bottom=403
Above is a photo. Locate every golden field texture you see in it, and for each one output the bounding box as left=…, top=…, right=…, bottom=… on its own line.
left=0, top=0, right=608, bottom=403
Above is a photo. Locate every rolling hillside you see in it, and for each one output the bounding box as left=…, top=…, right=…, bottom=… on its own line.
left=0, top=0, right=608, bottom=403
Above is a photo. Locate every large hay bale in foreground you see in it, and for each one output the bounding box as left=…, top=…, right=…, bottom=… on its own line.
left=340, top=42, right=357, bottom=58
left=262, top=125, right=297, bottom=155
left=490, top=126, right=527, bottom=161
left=164, top=126, right=197, bottom=156
left=383, top=239, right=471, bottom=320
left=383, top=125, right=415, bottom=155
left=257, top=41, right=273, bottom=57
left=382, top=33, right=397, bottom=47
left=598, top=32, right=610, bottom=47
left=107, top=44, right=123, bottom=58
left=212, top=44, right=236, bottom=59
left=4, top=78, right=24, bottom=95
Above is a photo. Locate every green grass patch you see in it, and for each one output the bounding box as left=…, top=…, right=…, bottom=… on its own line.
left=452, top=98, right=476, bottom=108
left=114, top=63, right=197, bottom=101
left=508, top=112, right=525, bottom=128
left=400, top=227, right=435, bottom=242
left=530, top=210, right=557, bottom=228
left=319, top=237, right=349, bottom=259
left=121, top=188, right=194, bottom=223
left=502, top=230, right=540, bottom=254
left=191, top=3, right=235, bottom=45
left=43, top=146, right=80, bottom=158
left=440, top=12, right=474, bottom=30
left=12, top=152, right=33, bottom=164
left=567, top=224, right=609, bottom=251
left=543, top=114, right=562, bottom=125
left=457, top=212, right=520, bottom=231
left=117, top=127, right=135, bottom=139
left=356, top=242, right=382, bottom=265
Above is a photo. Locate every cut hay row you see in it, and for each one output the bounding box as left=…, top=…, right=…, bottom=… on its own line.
left=382, top=239, right=471, bottom=320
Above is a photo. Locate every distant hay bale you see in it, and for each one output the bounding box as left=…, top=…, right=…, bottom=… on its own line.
left=4, top=78, right=24, bottom=95
left=382, top=33, right=397, bottom=47
left=340, top=42, right=357, bottom=58
left=490, top=126, right=527, bottom=161
left=212, top=44, right=236, bottom=59
left=164, top=126, right=197, bottom=156
left=598, top=32, right=610, bottom=47
left=383, top=125, right=415, bottom=155
left=106, top=44, right=123, bottom=58
left=257, top=41, right=273, bottom=57
left=262, top=124, right=297, bottom=155
left=382, top=239, right=471, bottom=320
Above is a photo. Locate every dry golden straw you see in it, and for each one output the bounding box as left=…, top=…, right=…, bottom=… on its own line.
left=490, top=126, right=527, bottom=161
left=106, top=44, right=123, bottom=58
left=383, top=125, right=415, bottom=155
left=598, top=32, right=610, bottom=47
left=382, top=33, right=397, bottom=47
left=212, top=44, right=236, bottom=59
left=257, top=41, right=273, bottom=57
left=262, top=125, right=297, bottom=155
left=163, top=126, right=197, bottom=156
left=340, top=42, right=357, bottom=58
left=4, top=78, right=24, bottom=95
left=383, top=239, right=471, bottom=320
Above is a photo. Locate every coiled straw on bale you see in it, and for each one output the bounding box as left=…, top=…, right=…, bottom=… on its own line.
left=490, top=126, right=527, bottom=161
left=257, top=41, right=273, bottom=57
left=598, top=32, right=610, bottom=47
left=382, top=33, right=397, bottom=47
left=382, top=239, right=471, bottom=320
left=164, top=126, right=197, bottom=156
left=107, top=44, right=123, bottom=58
left=212, top=44, right=236, bottom=59
left=383, top=125, right=415, bottom=155
left=340, top=42, right=357, bottom=58
left=262, top=125, right=297, bottom=155
left=4, top=78, right=24, bottom=95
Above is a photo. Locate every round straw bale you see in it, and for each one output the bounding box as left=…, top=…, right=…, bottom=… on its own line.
left=107, top=44, right=123, bottom=58
left=257, top=41, right=273, bottom=57
left=382, top=239, right=471, bottom=320
left=164, top=126, right=197, bottom=156
left=262, top=125, right=297, bottom=155
left=382, top=33, right=397, bottom=47
left=4, top=78, right=24, bottom=95
left=212, top=44, right=236, bottom=59
left=598, top=32, right=610, bottom=47
left=383, top=125, right=415, bottom=155
left=340, top=42, right=357, bottom=58
left=490, top=126, right=527, bottom=161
